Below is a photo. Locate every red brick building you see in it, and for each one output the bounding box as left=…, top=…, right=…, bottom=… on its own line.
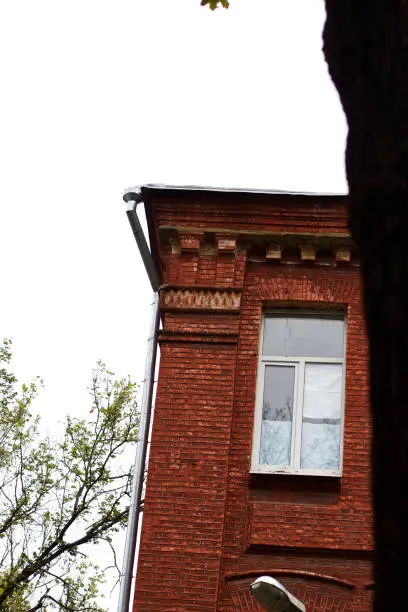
left=134, top=186, right=372, bottom=611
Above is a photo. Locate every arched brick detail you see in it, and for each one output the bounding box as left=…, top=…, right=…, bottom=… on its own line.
left=228, top=579, right=261, bottom=611
left=347, top=586, right=373, bottom=610
left=225, top=574, right=355, bottom=611
left=256, top=274, right=360, bottom=306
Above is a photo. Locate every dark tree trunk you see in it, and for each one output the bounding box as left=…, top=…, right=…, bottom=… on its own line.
left=323, top=1, right=408, bottom=609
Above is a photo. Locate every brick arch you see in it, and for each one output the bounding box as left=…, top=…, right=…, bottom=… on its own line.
left=349, top=587, right=373, bottom=610
left=257, top=274, right=360, bottom=306
left=224, top=572, right=356, bottom=612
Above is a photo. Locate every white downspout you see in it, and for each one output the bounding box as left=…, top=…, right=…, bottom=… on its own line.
left=117, top=189, right=160, bottom=612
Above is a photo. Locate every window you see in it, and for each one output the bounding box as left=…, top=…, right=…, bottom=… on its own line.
left=251, top=312, right=346, bottom=476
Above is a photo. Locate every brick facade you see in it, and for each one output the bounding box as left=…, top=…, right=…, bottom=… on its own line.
left=133, top=187, right=372, bottom=611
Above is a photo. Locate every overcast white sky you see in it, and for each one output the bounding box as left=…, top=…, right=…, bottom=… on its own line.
left=0, top=0, right=347, bottom=607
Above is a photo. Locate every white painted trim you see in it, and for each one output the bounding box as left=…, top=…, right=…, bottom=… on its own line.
left=293, top=360, right=305, bottom=471
left=338, top=314, right=348, bottom=475
left=250, top=312, right=347, bottom=477
left=251, top=361, right=266, bottom=472
left=261, top=356, right=343, bottom=364
left=250, top=465, right=342, bottom=477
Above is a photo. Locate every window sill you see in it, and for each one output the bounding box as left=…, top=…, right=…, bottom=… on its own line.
left=250, top=467, right=342, bottom=478
left=248, top=471, right=342, bottom=504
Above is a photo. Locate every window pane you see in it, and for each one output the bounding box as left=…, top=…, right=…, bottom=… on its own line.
left=260, top=365, right=294, bottom=467
left=263, top=316, right=344, bottom=358
left=300, top=363, right=342, bottom=470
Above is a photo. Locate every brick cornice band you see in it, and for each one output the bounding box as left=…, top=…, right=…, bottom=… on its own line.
left=159, top=287, right=242, bottom=312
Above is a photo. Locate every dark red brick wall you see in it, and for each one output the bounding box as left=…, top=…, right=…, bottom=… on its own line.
left=218, top=263, right=372, bottom=610
left=227, top=265, right=372, bottom=552
left=134, top=328, right=239, bottom=611
left=134, top=190, right=372, bottom=611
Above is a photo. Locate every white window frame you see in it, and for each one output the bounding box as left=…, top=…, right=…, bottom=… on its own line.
left=251, top=311, right=347, bottom=477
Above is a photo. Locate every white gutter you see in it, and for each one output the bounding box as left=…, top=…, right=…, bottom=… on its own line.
left=117, top=189, right=161, bottom=612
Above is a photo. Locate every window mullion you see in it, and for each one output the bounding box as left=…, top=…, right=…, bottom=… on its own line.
left=252, top=361, right=266, bottom=472
left=293, top=360, right=305, bottom=471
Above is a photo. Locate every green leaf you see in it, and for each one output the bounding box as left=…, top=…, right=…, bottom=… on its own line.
left=201, top=0, right=229, bottom=9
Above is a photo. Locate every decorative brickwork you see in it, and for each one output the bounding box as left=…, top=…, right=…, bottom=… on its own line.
left=160, top=287, right=242, bottom=312
left=227, top=575, right=356, bottom=612
left=134, top=188, right=372, bottom=611
left=180, top=232, right=203, bottom=253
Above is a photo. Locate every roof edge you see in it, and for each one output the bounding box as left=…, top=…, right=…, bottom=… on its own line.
left=139, top=183, right=348, bottom=198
